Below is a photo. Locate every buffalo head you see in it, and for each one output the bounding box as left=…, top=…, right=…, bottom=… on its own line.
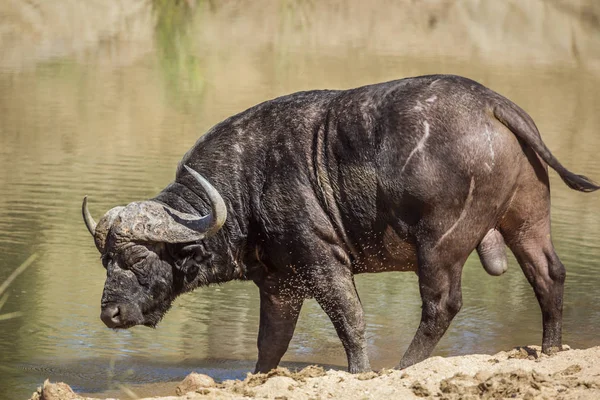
left=82, top=166, right=227, bottom=329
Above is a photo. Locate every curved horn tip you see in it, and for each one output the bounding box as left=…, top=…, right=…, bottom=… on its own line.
left=184, top=165, right=212, bottom=188
left=184, top=165, right=201, bottom=179
left=82, top=195, right=97, bottom=236
left=183, top=165, right=227, bottom=236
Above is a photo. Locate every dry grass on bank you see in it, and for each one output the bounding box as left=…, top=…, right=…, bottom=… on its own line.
left=0, top=254, right=37, bottom=321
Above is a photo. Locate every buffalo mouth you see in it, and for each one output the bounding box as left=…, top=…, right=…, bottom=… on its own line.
left=100, top=302, right=166, bottom=329
left=100, top=303, right=147, bottom=329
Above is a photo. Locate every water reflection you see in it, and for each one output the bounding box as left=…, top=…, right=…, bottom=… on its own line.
left=153, top=0, right=205, bottom=104
left=0, top=1, right=599, bottom=399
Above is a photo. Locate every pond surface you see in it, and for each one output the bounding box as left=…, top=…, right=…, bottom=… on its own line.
left=1, top=2, right=600, bottom=399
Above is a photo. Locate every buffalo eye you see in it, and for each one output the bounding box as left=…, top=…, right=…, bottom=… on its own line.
left=130, top=256, right=146, bottom=268
left=122, top=245, right=149, bottom=269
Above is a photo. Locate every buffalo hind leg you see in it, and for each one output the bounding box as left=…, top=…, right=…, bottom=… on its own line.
left=499, top=152, right=565, bottom=354
left=311, top=263, right=371, bottom=373
left=504, top=226, right=566, bottom=354
left=254, top=288, right=303, bottom=373
left=398, top=246, right=467, bottom=369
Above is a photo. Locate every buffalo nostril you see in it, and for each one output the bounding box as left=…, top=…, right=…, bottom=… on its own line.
left=100, top=305, right=121, bottom=328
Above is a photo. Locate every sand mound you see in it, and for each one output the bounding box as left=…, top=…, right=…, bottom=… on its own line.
left=30, top=345, right=600, bottom=400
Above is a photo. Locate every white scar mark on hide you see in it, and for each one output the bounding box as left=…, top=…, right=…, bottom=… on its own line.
left=434, top=177, right=475, bottom=249
left=414, top=95, right=437, bottom=111
left=401, top=121, right=430, bottom=173
left=430, top=78, right=440, bottom=86
left=383, top=83, right=403, bottom=99
left=484, top=127, right=495, bottom=171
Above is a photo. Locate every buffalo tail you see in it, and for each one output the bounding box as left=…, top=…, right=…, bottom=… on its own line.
left=493, top=104, right=599, bottom=193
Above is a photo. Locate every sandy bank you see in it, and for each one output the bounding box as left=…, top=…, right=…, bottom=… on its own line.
left=31, top=345, right=600, bottom=400
left=2, top=0, right=600, bottom=71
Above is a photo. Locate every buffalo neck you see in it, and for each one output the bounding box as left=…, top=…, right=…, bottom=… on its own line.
left=152, top=179, right=249, bottom=284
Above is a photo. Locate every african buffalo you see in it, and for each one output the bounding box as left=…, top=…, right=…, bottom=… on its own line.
left=82, top=74, right=598, bottom=373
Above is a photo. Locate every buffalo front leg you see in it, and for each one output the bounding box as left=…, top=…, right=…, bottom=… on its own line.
left=310, top=264, right=371, bottom=373
left=398, top=247, right=467, bottom=369
left=254, top=287, right=303, bottom=373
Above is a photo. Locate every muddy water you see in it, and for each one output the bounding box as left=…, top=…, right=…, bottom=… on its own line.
left=1, top=1, right=600, bottom=399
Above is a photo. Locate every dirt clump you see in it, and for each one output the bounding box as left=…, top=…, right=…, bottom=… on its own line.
left=507, top=346, right=541, bottom=360
left=410, top=381, right=431, bottom=397
left=176, top=372, right=216, bottom=395
left=356, top=371, right=379, bottom=381
left=436, top=365, right=598, bottom=400
left=30, top=380, right=80, bottom=400
left=241, top=365, right=326, bottom=388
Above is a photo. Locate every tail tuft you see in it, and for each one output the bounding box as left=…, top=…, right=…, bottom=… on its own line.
left=559, top=172, right=600, bottom=193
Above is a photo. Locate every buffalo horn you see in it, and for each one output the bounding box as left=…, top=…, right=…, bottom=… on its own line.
left=182, top=165, right=227, bottom=237
left=82, top=196, right=97, bottom=236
